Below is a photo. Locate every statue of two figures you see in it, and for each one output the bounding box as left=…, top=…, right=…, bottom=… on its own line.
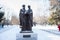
left=19, top=5, right=33, bottom=33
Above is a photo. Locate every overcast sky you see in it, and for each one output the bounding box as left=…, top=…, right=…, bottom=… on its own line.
left=0, top=0, right=50, bottom=20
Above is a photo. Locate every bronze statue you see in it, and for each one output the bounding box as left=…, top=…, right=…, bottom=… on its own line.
left=19, top=5, right=33, bottom=32
left=25, top=5, right=33, bottom=31
left=19, top=5, right=26, bottom=31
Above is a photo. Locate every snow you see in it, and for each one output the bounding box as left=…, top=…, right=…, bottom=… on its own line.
left=0, top=25, right=60, bottom=40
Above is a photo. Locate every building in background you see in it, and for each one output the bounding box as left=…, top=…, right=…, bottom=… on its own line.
left=11, top=16, right=19, bottom=25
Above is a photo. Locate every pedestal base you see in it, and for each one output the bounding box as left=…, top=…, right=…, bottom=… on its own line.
left=16, top=32, right=37, bottom=40
left=20, top=31, right=33, bottom=33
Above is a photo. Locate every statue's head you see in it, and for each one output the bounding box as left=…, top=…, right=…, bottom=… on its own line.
left=22, top=5, right=25, bottom=9
left=28, top=5, right=31, bottom=9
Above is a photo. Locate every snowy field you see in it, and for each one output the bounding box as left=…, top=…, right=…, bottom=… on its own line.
left=0, top=25, right=60, bottom=40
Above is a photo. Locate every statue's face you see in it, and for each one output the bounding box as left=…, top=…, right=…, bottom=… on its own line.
left=22, top=5, right=25, bottom=9
left=28, top=7, right=31, bottom=9
left=22, top=6, right=25, bottom=9
left=28, top=5, right=30, bottom=8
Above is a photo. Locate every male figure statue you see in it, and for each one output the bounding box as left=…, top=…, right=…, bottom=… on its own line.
left=19, top=5, right=26, bottom=31
left=25, top=5, right=33, bottom=31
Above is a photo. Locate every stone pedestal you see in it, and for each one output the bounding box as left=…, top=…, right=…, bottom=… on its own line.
left=16, top=32, right=37, bottom=40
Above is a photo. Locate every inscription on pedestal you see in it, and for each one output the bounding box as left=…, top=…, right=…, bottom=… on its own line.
left=23, top=35, right=31, bottom=38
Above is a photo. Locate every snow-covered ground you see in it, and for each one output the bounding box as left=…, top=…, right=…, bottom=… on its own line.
left=0, top=25, right=60, bottom=40
left=33, top=24, right=60, bottom=40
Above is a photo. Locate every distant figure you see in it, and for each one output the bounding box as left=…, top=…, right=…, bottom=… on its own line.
left=19, top=5, right=26, bottom=31
left=0, top=7, right=2, bottom=9
left=0, top=7, right=4, bottom=28
left=58, top=24, right=60, bottom=31
left=25, top=5, right=33, bottom=31
left=33, top=22, right=36, bottom=26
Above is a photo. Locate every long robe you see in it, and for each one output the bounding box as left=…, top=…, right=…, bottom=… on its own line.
left=19, top=9, right=26, bottom=26
left=24, top=9, right=33, bottom=31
